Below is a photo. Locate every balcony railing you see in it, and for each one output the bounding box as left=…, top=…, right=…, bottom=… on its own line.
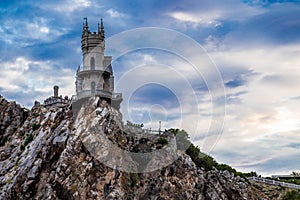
left=76, top=66, right=112, bottom=74
left=72, top=90, right=122, bottom=102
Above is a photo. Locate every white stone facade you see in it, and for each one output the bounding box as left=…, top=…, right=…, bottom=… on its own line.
left=72, top=18, right=122, bottom=109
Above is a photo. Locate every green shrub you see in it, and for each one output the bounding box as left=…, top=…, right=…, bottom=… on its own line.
left=157, top=137, right=168, bottom=145
left=216, top=163, right=236, bottom=173
left=130, top=173, right=138, bottom=188
left=185, top=143, right=218, bottom=171
left=20, top=133, right=34, bottom=151
left=282, top=190, right=300, bottom=200
left=216, top=163, right=247, bottom=178
left=32, top=123, right=40, bottom=131
left=243, top=171, right=258, bottom=177
left=279, top=178, right=300, bottom=185
left=20, top=144, right=25, bottom=151
left=169, top=128, right=243, bottom=175
left=24, top=133, right=33, bottom=145
left=235, top=171, right=246, bottom=179
left=36, top=149, right=42, bottom=158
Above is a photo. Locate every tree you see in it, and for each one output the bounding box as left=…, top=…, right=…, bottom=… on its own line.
left=185, top=143, right=218, bottom=171
left=292, top=171, right=300, bottom=176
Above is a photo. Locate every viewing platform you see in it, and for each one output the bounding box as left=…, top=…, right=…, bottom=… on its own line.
left=71, top=90, right=122, bottom=102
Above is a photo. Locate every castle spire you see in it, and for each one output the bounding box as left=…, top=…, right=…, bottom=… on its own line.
left=98, top=21, right=101, bottom=34
left=100, top=18, right=105, bottom=39
left=83, top=17, right=89, bottom=35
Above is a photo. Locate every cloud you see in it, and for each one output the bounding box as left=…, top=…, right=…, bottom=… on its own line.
left=201, top=42, right=300, bottom=175
left=36, top=0, right=92, bottom=15
left=167, top=1, right=265, bottom=28
left=106, top=8, right=128, bottom=18
left=221, top=3, right=300, bottom=45
left=0, top=57, right=74, bottom=107
left=167, top=11, right=222, bottom=27
left=210, top=127, right=300, bottom=176
left=243, top=0, right=298, bottom=7
left=0, top=17, right=68, bottom=46
left=109, top=46, right=225, bottom=151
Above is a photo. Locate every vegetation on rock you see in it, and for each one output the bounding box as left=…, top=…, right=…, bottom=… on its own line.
left=20, top=133, right=33, bottom=151
left=282, top=190, right=300, bottom=200
left=156, top=137, right=168, bottom=145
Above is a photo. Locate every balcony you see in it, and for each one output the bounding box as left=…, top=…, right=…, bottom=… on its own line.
left=72, top=90, right=122, bottom=102
left=76, top=65, right=112, bottom=76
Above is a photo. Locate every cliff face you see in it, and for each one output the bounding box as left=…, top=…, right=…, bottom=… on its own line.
left=0, top=95, right=255, bottom=200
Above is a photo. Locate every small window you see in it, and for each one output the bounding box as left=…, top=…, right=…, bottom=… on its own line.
left=91, top=81, right=96, bottom=94
left=90, top=57, right=95, bottom=70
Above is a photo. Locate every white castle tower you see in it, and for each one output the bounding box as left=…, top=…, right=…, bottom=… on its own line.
left=72, top=18, right=122, bottom=114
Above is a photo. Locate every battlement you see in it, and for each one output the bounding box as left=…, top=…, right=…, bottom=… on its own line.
left=43, top=86, right=70, bottom=108
left=81, top=17, right=105, bottom=51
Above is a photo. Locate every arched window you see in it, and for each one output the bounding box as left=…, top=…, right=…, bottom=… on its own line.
left=90, top=57, right=95, bottom=70
left=91, top=81, right=96, bottom=94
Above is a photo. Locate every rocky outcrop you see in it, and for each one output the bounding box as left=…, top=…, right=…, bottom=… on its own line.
left=0, top=96, right=28, bottom=147
left=0, top=96, right=73, bottom=199
left=0, top=95, right=259, bottom=199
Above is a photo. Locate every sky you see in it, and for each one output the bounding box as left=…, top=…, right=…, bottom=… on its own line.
left=1, top=0, right=300, bottom=176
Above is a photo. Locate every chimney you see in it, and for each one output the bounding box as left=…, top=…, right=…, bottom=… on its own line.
left=54, top=85, right=59, bottom=97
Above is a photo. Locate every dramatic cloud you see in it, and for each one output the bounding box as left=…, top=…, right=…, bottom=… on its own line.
left=206, top=43, right=300, bottom=175
left=0, top=0, right=300, bottom=176
left=0, top=57, right=74, bottom=107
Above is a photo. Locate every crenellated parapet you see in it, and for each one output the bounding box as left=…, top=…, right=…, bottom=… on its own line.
left=43, top=86, right=71, bottom=108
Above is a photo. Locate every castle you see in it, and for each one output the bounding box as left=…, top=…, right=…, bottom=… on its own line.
left=71, top=18, right=122, bottom=114
left=43, top=18, right=122, bottom=113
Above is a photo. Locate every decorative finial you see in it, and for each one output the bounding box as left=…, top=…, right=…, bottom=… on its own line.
left=98, top=21, right=101, bottom=34
left=100, top=18, right=105, bottom=38
left=83, top=17, right=88, bottom=29
left=101, top=18, right=104, bottom=29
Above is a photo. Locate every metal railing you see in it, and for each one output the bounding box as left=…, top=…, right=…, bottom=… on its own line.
left=44, top=97, right=70, bottom=106
left=76, top=66, right=112, bottom=74
left=78, top=90, right=112, bottom=99
left=72, top=90, right=122, bottom=102
left=248, top=176, right=300, bottom=190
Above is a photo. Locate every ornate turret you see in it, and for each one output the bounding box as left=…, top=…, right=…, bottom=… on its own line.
left=72, top=17, right=122, bottom=115
left=100, top=18, right=105, bottom=38
left=98, top=18, right=105, bottom=39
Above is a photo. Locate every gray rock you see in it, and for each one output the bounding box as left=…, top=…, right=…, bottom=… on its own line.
left=222, top=170, right=231, bottom=179
left=53, top=136, right=68, bottom=146
left=27, top=159, right=42, bottom=180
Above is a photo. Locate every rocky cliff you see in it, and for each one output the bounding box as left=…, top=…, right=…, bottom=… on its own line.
left=0, top=95, right=258, bottom=199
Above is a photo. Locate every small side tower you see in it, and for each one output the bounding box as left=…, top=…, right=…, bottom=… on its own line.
left=72, top=18, right=122, bottom=115
left=43, top=85, right=70, bottom=108
left=53, top=85, right=59, bottom=97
